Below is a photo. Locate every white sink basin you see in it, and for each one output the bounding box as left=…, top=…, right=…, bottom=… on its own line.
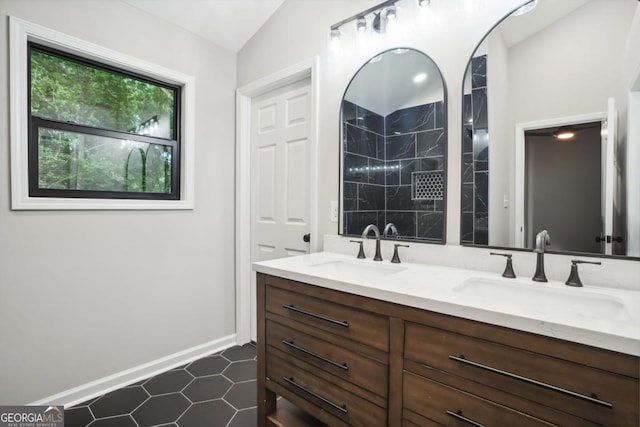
left=454, top=277, right=632, bottom=321
left=308, top=259, right=406, bottom=280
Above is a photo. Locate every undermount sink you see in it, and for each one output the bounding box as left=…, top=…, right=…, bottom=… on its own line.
left=308, top=259, right=406, bottom=279
left=454, top=277, right=632, bottom=321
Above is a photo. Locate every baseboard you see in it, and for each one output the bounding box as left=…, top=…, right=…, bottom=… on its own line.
left=29, top=334, right=237, bottom=408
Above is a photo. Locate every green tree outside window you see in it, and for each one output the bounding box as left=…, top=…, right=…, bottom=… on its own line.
left=30, top=44, right=179, bottom=198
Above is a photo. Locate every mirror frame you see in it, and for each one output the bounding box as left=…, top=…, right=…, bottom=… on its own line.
left=339, top=47, right=448, bottom=244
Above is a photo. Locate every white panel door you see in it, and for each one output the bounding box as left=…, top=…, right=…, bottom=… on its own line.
left=250, top=78, right=311, bottom=340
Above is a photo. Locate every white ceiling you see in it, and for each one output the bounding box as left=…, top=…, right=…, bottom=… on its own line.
left=124, top=0, right=285, bottom=52
left=345, top=49, right=445, bottom=117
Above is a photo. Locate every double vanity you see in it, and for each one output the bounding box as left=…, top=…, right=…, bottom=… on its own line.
left=254, top=246, right=639, bottom=426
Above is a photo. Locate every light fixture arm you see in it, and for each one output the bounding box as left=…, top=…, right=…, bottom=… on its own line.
left=330, top=0, right=399, bottom=32
left=373, top=7, right=392, bottom=34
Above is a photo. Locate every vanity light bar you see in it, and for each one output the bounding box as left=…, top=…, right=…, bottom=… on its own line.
left=330, top=0, right=399, bottom=35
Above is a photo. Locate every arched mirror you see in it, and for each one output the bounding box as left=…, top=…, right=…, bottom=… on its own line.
left=461, top=0, right=640, bottom=258
left=340, top=48, right=447, bottom=242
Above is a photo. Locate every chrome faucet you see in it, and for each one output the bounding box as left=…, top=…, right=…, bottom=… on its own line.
left=532, top=230, right=551, bottom=282
left=362, top=224, right=383, bottom=261
left=383, top=222, right=398, bottom=238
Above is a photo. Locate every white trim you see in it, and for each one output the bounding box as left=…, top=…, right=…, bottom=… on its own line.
left=9, top=17, right=195, bottom=210
left=627, top=90, right=640, bottom=256
left=29, top=334, right=236, bottom=408
left=514, top=112, right=605, bottom=247
left=235, top=58, right=319, bottom=345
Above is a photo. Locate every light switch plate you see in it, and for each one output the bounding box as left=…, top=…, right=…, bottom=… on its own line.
left=330, top=201, right=339, bottom=222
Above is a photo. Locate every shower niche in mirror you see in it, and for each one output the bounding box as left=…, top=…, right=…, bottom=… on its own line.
left=461, top=0, right=640, bottom=257
left=341, top=48, right=447, bottom=242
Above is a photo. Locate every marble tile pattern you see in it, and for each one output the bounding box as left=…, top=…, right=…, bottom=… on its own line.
left=64, top=344, right=258, bottom=427
left=342, top=99, right=446, bottom=240
left=343, top=211, right=385, bottom=236
left=471, top=54, right=487, bottom=89
left=342, top=100, right=386, bottom=236
left=461, top=55, right=489, bottom=245
left=383, top=101, right=445, bottom=241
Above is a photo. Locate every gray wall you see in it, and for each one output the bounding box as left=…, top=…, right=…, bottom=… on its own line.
left=0, top=0, right=237, bottom=403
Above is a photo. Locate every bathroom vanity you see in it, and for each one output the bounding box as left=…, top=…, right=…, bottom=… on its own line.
left=254, top=252, right=640, bottom=427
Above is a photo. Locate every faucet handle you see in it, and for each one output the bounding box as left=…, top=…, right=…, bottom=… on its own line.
left=391, top=244, right=410, bottom=264
left=349, top=240, right=366, bottom=259
left=565, top=259, right=602, bottom=287
left=490, top=252, right=516, bottom=278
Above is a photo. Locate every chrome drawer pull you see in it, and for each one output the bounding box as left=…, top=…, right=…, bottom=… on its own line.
left=448, top=355, right=613, bottom=409
left=282, top=376, right=349, bottom=414
left=282, top=340, right=349, bottom=370
left=446, top=410, right=485, bottom=427
left=282, top=304, right=349, bottom=327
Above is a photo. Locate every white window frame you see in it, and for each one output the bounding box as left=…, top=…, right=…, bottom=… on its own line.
left=9, top=17, right=195, bottom=210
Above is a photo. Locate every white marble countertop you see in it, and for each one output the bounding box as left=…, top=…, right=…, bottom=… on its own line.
left=254, top=251, right=640, bottom=356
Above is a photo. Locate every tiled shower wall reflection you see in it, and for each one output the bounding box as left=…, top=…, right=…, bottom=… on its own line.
left=462, top=55, right=489, bottom=245
left=342, top=100, right=446, bottom=241
left=342, top=101, right=386, bottom=235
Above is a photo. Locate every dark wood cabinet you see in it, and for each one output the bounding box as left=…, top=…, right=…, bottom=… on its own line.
left=258, top=274, right=392, bottom=426
left=257, top=273, right=640, bottom=427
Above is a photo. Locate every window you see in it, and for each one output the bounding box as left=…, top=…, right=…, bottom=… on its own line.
left=10, top=17, right=195, bottom=209
left=29, top=44, right=180, bottom=200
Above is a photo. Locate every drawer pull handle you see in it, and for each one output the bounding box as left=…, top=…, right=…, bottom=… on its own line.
left=282, top=376, right=349, bottom=414
left=282, top=304, right=349, bottom=328
left=448, top=355, right=613, bottom=409
left=446, top=410, right=485, bottom=427
left=282, top=340, right=349, bottom=370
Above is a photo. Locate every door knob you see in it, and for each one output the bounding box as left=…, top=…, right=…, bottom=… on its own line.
left=303, top=233, right=311, bottom=243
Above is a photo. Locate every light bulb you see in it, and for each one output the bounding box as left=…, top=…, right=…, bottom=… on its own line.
left=330, top=28, right=340, bottom=41
left=385, top=5, right=397, bottom=20
left=356, top=16, right=367, bottom=32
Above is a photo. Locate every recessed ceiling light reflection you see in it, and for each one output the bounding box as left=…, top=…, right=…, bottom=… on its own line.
left=511, top=0, right=538, bottom=17
left=555, top=127, right=576, bottom=140
left=413, top=73, right=427, bottom=83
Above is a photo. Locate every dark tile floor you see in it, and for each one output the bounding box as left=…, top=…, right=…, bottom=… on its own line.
left=65, top=344, right=257, bottom=427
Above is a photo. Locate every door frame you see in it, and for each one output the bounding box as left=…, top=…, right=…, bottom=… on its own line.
left=628, top=90, right=640, bottom=256
left=235, top=57, right=319, bottom=344
left=513, top=111, right=604, bottom=248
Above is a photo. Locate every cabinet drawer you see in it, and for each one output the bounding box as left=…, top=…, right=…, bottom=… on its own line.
left=267, top=319, right=388, bottom=397
left=266, top=284, right=389, bottom=351
left=403, top=371, right=552, bottom=426
left=405, top=322, right=639, bottom=426
left=268, top=352, right=387, bottom=426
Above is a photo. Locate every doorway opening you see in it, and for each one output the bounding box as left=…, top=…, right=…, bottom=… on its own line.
left=523, top=121, right=602, bottom=253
